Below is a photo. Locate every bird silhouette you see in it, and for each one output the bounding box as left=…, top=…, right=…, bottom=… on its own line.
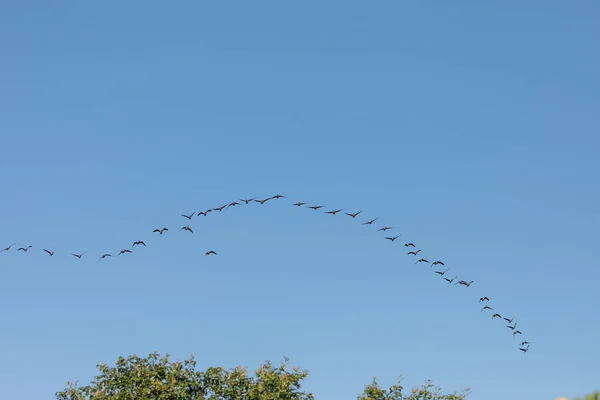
left=17, top=246, right=32, bottom=252
left=434, top=268, right=450, bottom=276
left=254, top=198, right=271, bottom=205
left=308, top=205, right=324, bottom=211
left=153, top=228, right=168, bottom=235
left=43, top=249, right=55, bottom=256
left=513, top=330, right=522, bottom=336
left=377, top=226, right=393, bottom=232
left=519, top=345, right=530, bottom=353
left=345, top=211, right=362, bottom=218
left=292, top=202, right=307, bottom=207
left=404, top=243, right=415, bottom=248
left=239, top=198, right=255, bottom=204
left=118, top=249, right=132, bottom=256
left=362, top=218, right=378, bottom=225
left=205, top=250, right=217, bottom=256
left=1, top=243, right=16, bottom=252
left=503, top=317, right=515, bottom=323
left=325, top=209, right=344, bottom=215
left=213, top=204, right=228, bottom=212
left=227, top=201, right=240, bottom=208
left=456, top=280, right=474, bottom=287
left=443, top=276, right=457, bottom=284
left=385, top=235, right=401, bottom=242
left=414, top=258, right=430, bottom=265
left=492, top=313, right=502, bottom=320
left=71, top=252, right=87, bottom=259
left=479, top=297, right=490, bottom=303
left=197, top=210, right=210, bottom=217
left=507, top=322, right=517, bottom=330
left=181, top=212, right=195, bottom=220
left=98, top=253, right=112, bottom=262
left=271, top=194, right=286, bottom=199
left=431, top=261, right=445, bottom=267
left=520, top=341, right=530, bottom=346
left=180, top=225, right=194, bottom=234
left=407, top=250, right=421, bottom=256
left=132, top=241, right=146, bottom=247
left=481, top=305, right=493, bottom=312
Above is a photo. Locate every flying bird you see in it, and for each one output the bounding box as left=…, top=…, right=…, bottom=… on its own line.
left=414, top=258, right=430, bottom=265
left=17, top=246, right=32, bottom=252
left=43, top=249, right=55, bottom=256
left=362, top=218, right=378, bottom=225
left=479, top=297, right=490, bottom=303
left=503, top=317, right=515, bottom=323
left=345, top=211, right=362, bottom=218
left=118, top=249, right=132, bottom=256
left=292, top=202, right=307, bottom=207
left=443, top=276, right=457, bottom=284
left=519, top=345, right=530, bottom=353
left=308, top=205, right=324, bottom=211
left=456, top=280, right=474, bottom=287
left=507, top=323, right=517, bottom=330
left=377, top=226, right=393, bottom=232
left=71, top=252, right=87, bottom=259
left=407, top=250, right=421, bottom=256
left=385, top=236, right=401, bottom=242
left=197, top=210, right=210, bottom=217
left=404, top=243, right=415, bottom=248
left=325, top=209, right=344, bottom=215
left=254, top=198, right=271, bottom=205
left=205, top=250, right=217, bottom=256
left=153, top=228, right=168, bottom=235
left=434, top=268, right=450, bottom=276
left=239, top=198, right=255, bottom=204
left=513, top=330, right=522, bottom=336
left=98, top=253, right=112, bottom=262
left=492, top=313, right=502, bottom=320
left=213, top=204, right=228, bottom=212
left=1, top=243, right=16, bottom=252
left=181, top=212, right=195, bottom=220
left=481, top=305, right=493, bottom=312
left=520, top=341, right=530, bottom=346
left=431, top=261, right=445, bottom=267
left=132, top=241, right=146, bottom=247
left=271, top=194, right=286, bottom=199
left=180, top=225, right=194, bottom=234
left=227, top=201, right=240, bottom=208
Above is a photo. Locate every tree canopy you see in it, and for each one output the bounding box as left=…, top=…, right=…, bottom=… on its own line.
left=56, top=352, right=470, bottom=400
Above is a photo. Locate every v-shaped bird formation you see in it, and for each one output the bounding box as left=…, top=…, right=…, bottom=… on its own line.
left=1, top=193, right=530, bottom=353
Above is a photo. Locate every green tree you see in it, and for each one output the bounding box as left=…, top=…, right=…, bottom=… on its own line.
left=573, top=391, right=600, bottom=400
left=56, top=352, right=470, bottom=400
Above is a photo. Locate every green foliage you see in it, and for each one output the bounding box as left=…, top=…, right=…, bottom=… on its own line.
left=55, top=352, right=469, bottom=400
left=573, top=391, right=600, bottom=400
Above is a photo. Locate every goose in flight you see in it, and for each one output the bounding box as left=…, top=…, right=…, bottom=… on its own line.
left=325, top=209, right=344, bottom=215
left=271, top=194, right=286, bottom=199
left=132, top=241, right=146, bottom=247
left=513, top=330, right=522, bottom=336
left=362, top=218, right=378, bottom=225
left=1, top=243, right=16, bottom=252
left=118, top=249, right=132, bottom=256
left=407, top=250, right=421, bottom=256
left=292, top=202, right=307, bottom=207
left=443, top=276, right=457, bottom=284
left=456, top=280, right=474, bottom=287
left=71, top=252, right=87, bottom=259
left=492, top=313, right=502, bottom=320
left=227, top=201, right=240, bottom=208
left=520, top=341, right=530, bottom=346
left=180, top=225, right=194, bottom=234
left=519, top=345, right=530, bottom=353
left=205, top=250, right=217, bottom=256
left=18, top=246, right=32, bottom=252
left=434, top=268, right=450, bottom=276
left=431, top=261, right=445, bottom=267
left=377, top=226, right=393, bottom=232
left=197, top=210, right=211, bottom=217
left=43, top=249, right=55, bottom=256
left=385, top=236, right=401, bottom=242
left=308, top=205, right=324, bottom=211
left=414, top=258, right=430, bottom=265
left=239, top=198, right=256, bottom=204
left=481, top=305, right=493, bottom=312
left=479, top=297, right=490, bottom=303
left=254, top=198, right=271, bottom=205
left=98, top=253, right=112, bottom=262
left=181, top=212, right=195, bottom=220
left=404, top=243, right=415, bottom=248
left=153, top=228, right=168, bottom=235
left=213, top=204, right=228, bottom=212
left=345, top=211, right=362, bottom=218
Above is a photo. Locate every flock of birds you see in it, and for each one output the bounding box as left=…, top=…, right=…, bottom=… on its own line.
left=1, top=193, right=530, bottom=354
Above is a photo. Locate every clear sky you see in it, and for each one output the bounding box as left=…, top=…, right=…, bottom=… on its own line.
left=1, top=2, right=599, bottom=399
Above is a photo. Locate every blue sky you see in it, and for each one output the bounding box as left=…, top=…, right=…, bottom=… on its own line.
left=1, top=2, right=599, bottom=399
